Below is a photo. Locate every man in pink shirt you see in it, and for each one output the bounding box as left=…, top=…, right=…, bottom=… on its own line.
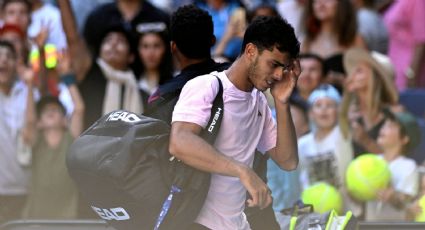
left=169, top=16, right=301, bottom=230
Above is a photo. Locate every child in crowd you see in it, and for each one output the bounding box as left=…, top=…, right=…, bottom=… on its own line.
left=21, top=51, right=84, bottom=219
left=297, top=84, right=364, bottom=216
left=366, top=110, right=421, bottom=221
left=298, top=84, right=353, bottom=190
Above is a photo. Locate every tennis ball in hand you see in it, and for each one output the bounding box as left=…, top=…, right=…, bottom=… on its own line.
left=345, top=154, right=391, bottom=201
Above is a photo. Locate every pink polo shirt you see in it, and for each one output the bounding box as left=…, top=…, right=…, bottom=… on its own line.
left=172, top=71, right=277, bottom=230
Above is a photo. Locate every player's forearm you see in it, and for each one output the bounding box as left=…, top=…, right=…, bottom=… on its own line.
left=270, top=102, right=298, bottom=171
left=169, top=124, right=248, bottom=178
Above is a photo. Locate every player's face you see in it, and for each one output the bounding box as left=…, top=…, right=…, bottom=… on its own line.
left=247, top=46, right=292, bottom=92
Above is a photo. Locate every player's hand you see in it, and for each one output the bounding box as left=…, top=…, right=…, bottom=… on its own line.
left=239, top=167, right=272, bottom=209
left=271, top=59, right=301, bottom=104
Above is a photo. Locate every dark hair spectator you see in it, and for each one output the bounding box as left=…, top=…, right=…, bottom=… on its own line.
left=1, top=0, right=32, bottom=33
left=299, top=53, right=325, bottom=76
left=170, top=4, right=215, bottom=59
left=294, top=52, right=326, bottom=103
left=136, top=26, right=173, bottom=108
left=83, top=0, right=169, bottom=57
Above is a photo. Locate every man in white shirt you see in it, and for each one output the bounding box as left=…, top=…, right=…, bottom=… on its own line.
left=0, top=40, right=32, bottom=224
left=169, top=16, right=301, bottom=230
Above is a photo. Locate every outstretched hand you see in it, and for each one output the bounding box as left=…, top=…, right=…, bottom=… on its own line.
left=270, top=59, right=301, bottom=104
left=19, top=66, right=35, bottom=85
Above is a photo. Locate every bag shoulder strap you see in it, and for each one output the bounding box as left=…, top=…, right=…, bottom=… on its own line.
left=202, top=74, right=224, bottom=144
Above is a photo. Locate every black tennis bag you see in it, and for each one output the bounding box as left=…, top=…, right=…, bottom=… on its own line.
left=67, top=78, right=223, bottom=230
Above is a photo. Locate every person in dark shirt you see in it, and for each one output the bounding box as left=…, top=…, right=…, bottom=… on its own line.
left=145, top=4, right=229, bottom=124
left=83, top=0, right=169, bottom=57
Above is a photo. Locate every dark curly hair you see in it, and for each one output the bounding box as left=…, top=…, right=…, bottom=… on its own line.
left=170, top=4, right=214, bottom=59
left=137, top=30, right=173, bottom=85
left=241, top=16, right=300, bottom=59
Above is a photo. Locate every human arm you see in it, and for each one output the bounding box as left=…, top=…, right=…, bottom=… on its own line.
left=407, top=0, right=425, bottom=87
left=21, top=68, right=37, bottom=147
left=377, top=164, right=419, bottom=210
left=267, top=59, right=301, bottom=171
left=350, top=119, right=383, bottom=153
left=377, top=186, right=415, bottom=210
left=407, top=43, right=425, bottom=87
left=57, top=0, right=92, bottom=82
left=57, top=50, right=85, bottom=138
left=213, top=8, right=246, bottom=58
left=169, top=121, right=272, bottom=209
left=346, top=103, right=382, bottom=153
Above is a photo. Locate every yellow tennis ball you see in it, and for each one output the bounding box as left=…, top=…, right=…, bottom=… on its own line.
left=415, top=195, right=425, bottom=222
left=345, top=154, right=391, bottom=201
left=29, top=48, right=40, bottom=71
left=44, top=44, right=57, bottom=69
left=301, top=182, right=343, bottom=214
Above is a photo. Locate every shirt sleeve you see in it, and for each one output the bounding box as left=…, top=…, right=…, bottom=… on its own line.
left=172, top=75, right=219, bottom=128
left=256, top=97, right=277, bottom=154
left=395, top=160, right=418, bottom=197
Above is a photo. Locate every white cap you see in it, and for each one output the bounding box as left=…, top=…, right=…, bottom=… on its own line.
left=308, top=84, right=341, bottom=106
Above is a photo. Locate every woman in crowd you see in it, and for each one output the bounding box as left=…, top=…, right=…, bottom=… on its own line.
left=340, top=48, right=399, bottom=156
left=302, top=0, right=364, bottom=93
left=136, top=25, right=173, bottom=108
